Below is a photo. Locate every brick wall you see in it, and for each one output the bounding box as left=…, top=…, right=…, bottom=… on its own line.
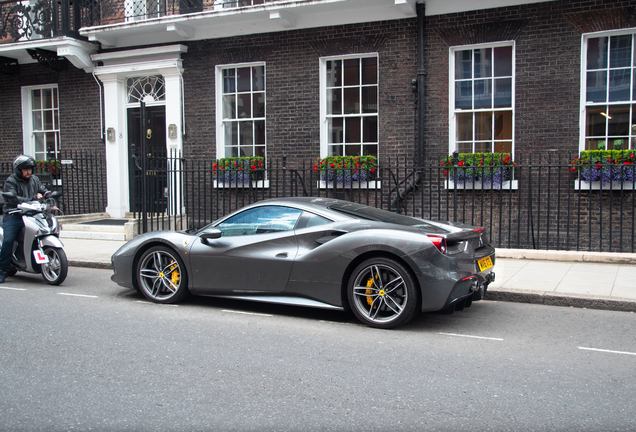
left=181, top=19, right=418, bottom=165
left=0, top=63, right=103, bottom=162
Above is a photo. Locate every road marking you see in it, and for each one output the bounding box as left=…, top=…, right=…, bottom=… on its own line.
left=58, top=293, right=98, bottom=298
left=222, top=309, right=273, bottom=317
left=578, top=347, right=636, bottom=357
left=0, top=286, right=27, bottom=291
left=136, top=301, right=178, bottom=307
left=439, top=332, right=504, bottom=341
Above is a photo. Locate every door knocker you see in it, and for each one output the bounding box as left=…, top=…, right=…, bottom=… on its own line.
left=146, top=129, right=152, bottom=139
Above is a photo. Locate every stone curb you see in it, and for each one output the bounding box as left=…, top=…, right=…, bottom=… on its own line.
left=68, top=260, right=112, bottom=270
left=496, top=248, right=636, bottom=264
left=486, top=288, right=636, bottom=313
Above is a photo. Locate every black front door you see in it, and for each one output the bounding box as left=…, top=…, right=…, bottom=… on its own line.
left=128, top=105, right=167, bottom=213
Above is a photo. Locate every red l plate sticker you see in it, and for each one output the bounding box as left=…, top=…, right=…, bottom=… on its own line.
left=34, top=250, right=49, bottom=264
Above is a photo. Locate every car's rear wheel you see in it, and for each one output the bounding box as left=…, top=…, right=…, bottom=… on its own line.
left=347, top=257, right=419, bottom=329
left=136, top=246, right=189, bottom=304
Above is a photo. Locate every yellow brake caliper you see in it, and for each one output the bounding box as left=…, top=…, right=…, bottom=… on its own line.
left=366, top=271, right=381, bottom=306
left=170, top=261, right=180, bottom=288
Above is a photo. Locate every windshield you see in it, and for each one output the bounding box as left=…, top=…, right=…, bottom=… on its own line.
left=328, top=202, right=437, bottom=229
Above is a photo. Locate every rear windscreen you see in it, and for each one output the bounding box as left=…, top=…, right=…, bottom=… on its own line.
left=329, top=202, right=436, bottom=229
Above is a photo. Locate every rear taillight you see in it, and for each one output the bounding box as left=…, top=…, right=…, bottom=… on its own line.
left=427, top=235, right=447, bottom=254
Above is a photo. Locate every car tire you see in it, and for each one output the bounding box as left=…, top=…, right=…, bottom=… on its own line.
left=136, top=246, right=189, bottom=304
left=347, top=257, right=419, bottom=329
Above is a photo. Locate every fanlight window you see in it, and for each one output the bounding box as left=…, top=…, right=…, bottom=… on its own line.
left=127, top=76, right=166, bottom=105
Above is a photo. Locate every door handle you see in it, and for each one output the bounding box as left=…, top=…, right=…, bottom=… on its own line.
left=275, top=252, right=288, bottom=258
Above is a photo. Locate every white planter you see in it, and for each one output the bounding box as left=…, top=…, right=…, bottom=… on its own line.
left=445, top=179, right=518, bottom=190
left=318, top=180, right=381, bottom=189
left=214, top=180, right=269, bottom=189
left=574, top=180, right=636, bottom=190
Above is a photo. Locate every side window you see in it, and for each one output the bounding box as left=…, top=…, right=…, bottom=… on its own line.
left=305, top=213, right=332, bottom=228
left=216, top=206, right=302, bottom=236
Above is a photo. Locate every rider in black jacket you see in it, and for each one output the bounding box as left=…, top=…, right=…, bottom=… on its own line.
left=0, top=155, right=49, bottom=283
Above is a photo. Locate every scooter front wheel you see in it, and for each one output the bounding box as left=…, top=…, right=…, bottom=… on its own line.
left=41, top=247, right=68, bottom=285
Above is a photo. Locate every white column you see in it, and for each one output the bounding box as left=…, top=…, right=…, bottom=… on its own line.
left=99, top=73, right=130, bottom=218
left=163, top=70, right=184, bottom=215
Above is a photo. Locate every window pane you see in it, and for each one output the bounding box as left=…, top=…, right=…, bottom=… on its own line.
left=343, top=58, right=359, bottom=86
left=237, top=93, right=251, bottom=118
left=475, top=142, right=491, bottom=153
left=237, top=67, right=251, bottom=92
left=345, top=144, right=360, bottom=156
left=344, top=87, right=359, bottom=114
left=53, top=88, right=58, bottom=108
left=345, top=117, right=361, bottom=143
left=328, top=118, right=343, bottom=143
left=494, top=141, right=512, bottom=153
left=474, top=48, right=492, bottom=78
left=44, top=110, right=53, bottom=130
left=255, top=120, right=265, bottom=145
left=239, top=121, right=253, bottom=146
left=586, top=70, right=607, bottom=103
left=34, top=133, right=44, bottom=153
left=329, top=145, right=343, bottom=156
left=494, top=111, right=512, bottom=140
left=474, top=79, right=492, bottom=109
left=361, top=57, right=377, bottom=85
left=455, top=50, right=472, bottom=79
left=252, top=66, right=265, bottom=91
left=362, top=87, right=377, bottom=113
left=253, top=92, right=265, bottom=118
left=46, top=132, right=57, bottom=158
left=609, top=69, right=631, bottom=102
left=608, top=105, right=629, bottom=136
left=43, top=89, right=53, bottom=109
left=363, top=116, right=377, bottom=143
left=610, top=35, right=632, bottom=68
left=223, top=95, right=236, bottom=119
left=363, top=144, right=378, bottom=157
left=32, top=111, right=42, bottom=131
left=494, top=46, right=513, bottom=77
left=32, top=89, right=41, bottom=108
left=225, top=122, right=238, bottom=146
left=494, top=78, right=512, bottom=107
left=328, top=89, right=341, bottom=115
left=586, top=106, right=607, bottom=137
left=587, top=37, right=608, bottom=69
left=255, top=146, right=265, bottom=158
left=223, top=69, right=235, bottom=93
left=326, top=60, right=342, bottom=87
left=457, top=143, right=473, bottom=153
left=455, top=81, right=472, bottom=109
left=475, top=112, right=492, bottom=140
left=456, top=112, right=473, bottom=141
left=53, top=110, right=59, bottom=129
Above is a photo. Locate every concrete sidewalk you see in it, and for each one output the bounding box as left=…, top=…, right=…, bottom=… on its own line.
left=60, top=238, right=636, bottom=313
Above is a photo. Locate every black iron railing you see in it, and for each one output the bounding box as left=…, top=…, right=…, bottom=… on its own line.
left=2, top=151, right=635, bottom=253
left=1, top=0, right=271, bottom=44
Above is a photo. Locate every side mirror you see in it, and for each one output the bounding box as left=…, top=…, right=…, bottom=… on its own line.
left=200, top=228, right=222, bottom=244
left=50, top=191, right=62, bottom=198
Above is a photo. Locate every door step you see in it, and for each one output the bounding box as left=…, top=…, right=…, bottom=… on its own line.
left=58, top=214, right=134, bottom=241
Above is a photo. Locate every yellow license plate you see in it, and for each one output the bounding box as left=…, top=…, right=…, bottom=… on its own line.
left=478, top=256, right=493, bottom=272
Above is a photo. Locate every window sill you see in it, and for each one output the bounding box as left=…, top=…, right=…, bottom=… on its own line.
left=317, top=180, right=381, bottom=189
left=573, top=181, right=636, bottom=191
left=445, top=179, right=518, bottom=190
left=214, top=180, right=270, bottom=189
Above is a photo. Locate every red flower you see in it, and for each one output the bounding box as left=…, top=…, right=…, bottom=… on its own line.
left=370, top=168, right=376, bottom=173
left=458, top=161, right=464, bottom=167
left=444, top=170, right=448, bottom=176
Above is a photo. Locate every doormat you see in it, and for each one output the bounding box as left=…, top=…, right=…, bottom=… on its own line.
left=79, top=219, right=129, bottom=226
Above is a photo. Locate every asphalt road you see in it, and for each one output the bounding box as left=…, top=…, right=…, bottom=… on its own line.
left=1, top=268, right=635, bottom=432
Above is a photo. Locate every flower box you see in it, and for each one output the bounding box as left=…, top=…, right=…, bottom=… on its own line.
left=318, top=180, right=381, bottom=189
left=214, top=180, right=269, bottom=189
left=445, top=179, right=518, bottom=190
left=573, top=180, right=635, bottom=191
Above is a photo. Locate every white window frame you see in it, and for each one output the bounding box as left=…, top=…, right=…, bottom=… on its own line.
left=449, top=41, right=516, bottom=155
left=579, top=28, right=636, bottom=152
left=319, top=53, right=379, bottom=158
left=21, top=84, right=60, bottom=161
left=215, top=62, right=267, bottom=161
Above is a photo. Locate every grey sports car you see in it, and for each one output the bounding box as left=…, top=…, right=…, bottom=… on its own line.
left=111, top=197, right=495, bottom=328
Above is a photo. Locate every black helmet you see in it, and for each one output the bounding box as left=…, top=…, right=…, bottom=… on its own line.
left=13, top=154, right=36, bottom=178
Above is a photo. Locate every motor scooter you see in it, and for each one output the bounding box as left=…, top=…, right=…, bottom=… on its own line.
left=0, top=191, right=68, bottom=285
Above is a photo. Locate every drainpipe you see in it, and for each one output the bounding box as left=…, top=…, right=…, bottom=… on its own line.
left=392, top=1, right=426, bottom=211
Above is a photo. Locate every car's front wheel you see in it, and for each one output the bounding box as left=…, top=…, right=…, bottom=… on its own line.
left=347, top=257, right=419, bottom=329
left=136, top=246, right=189, bottom=303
